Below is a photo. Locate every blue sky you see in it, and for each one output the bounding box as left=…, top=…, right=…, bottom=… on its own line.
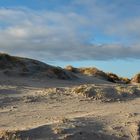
left=0, top=0, right=140, bottom=78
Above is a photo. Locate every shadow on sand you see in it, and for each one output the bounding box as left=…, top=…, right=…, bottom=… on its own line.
left=9, top=117, right=130, bottom=140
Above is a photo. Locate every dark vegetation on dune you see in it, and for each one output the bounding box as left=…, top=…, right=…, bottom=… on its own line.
left=0, top=53, right=77, bottom=80
left=65, top=65, right=131, bottom=84
left=0, top=53, right=140, bottom=84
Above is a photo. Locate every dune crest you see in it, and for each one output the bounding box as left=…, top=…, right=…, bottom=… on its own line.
left=0, top=53, right=77, bottom=80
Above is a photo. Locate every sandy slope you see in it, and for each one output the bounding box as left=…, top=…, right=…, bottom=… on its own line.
left=0, top=75, right=140, bottom=140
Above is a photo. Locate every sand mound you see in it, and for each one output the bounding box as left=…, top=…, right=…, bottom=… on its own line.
left=65, top=66, right=130, bottom=84
left=71, top=85, right=140, bottom=101
left=0, top=53, right=77, bottom=80
left=45, top=84, right=140, bottom=102
left=65, top=66, right=108, bottom=79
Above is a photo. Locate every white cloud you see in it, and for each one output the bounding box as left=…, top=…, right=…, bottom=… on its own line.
left=0, top=1, right=140, bottom=61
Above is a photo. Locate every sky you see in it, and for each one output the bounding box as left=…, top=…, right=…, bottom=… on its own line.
left=0, top=0, right=140, bottom=77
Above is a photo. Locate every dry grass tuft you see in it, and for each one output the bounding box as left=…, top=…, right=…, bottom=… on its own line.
left=0, top=130, right=21, bottom=140
left=131, top=73, right=140, bottom=83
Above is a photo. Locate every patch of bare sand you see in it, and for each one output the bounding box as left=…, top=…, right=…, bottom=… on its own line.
left=0, top=76, right=140, bottom=139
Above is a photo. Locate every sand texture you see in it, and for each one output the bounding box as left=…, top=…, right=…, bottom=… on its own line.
left=0, top=76, right=140, bottom=140
left=0, top=54, right=140, bottom=140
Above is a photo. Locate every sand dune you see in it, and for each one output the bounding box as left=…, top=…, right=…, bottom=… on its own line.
left=0, top=53, right=77, bottom=80
left=0, top=54, right=140, bottom=140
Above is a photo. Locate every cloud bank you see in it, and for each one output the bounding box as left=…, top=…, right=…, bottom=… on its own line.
left=0, top=0, right=140, bottom=61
